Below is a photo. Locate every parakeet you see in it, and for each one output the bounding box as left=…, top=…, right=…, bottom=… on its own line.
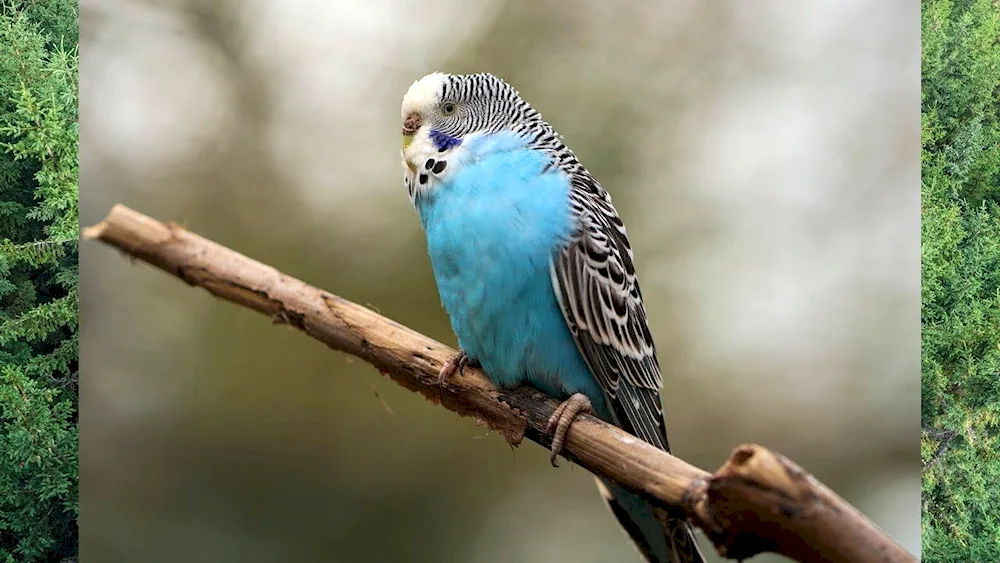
left=401, top=72, right=706, bottom=563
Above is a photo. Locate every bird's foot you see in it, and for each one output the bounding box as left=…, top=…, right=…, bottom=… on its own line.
left=544, top=393, right=594, bottom=467
left=437, top=349, right=479, bottom=385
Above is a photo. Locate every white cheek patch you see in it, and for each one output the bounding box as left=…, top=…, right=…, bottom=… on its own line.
left=416, top=156, right=449, bottom=186
left=402, top=129, right=468, bottom=203
left=409, top=154, right=452, bottom=200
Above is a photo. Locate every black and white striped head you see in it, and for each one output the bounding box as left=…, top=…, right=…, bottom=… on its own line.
left=400, top=72, right=549, bottom=200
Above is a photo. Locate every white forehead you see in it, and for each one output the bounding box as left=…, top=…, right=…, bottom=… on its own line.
left=401, top=72, right=447, bottom=119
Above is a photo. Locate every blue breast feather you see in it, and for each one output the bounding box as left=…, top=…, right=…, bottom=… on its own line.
left=416, top=132, right=610, bottom=419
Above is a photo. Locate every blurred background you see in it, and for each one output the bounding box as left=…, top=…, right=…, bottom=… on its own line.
left=79, top=0, right=920, bottom=561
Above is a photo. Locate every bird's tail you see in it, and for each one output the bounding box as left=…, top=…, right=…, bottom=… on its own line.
left=595, top=477, right=706, bottom=563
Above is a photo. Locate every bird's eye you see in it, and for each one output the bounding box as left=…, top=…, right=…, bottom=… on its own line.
left=441, top=102, right=457, bottom=115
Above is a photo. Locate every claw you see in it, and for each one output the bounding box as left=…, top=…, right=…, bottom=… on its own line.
left=544, top=393, right=594, bottom=467
left=437, top=349, right=479, bottom=385
left=457, top=354, right=478, bottom=377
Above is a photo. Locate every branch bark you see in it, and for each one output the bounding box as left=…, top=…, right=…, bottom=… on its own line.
left=84, top=204, right=915, bottom=563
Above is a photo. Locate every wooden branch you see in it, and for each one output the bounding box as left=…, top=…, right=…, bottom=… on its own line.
left=84, top=204, right=915, bottom=563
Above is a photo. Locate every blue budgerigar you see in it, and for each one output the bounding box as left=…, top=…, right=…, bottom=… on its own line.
left=401, top=72, right=705, bottom=563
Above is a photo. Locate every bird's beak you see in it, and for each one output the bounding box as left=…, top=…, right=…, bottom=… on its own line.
left=402, top=113, right=422, bottom=140
left=402, top=134, right=416, bottom=173
left=402, top=113, right=422, bottom=172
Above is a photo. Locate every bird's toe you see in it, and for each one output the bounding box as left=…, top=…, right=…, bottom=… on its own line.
left=545, top=393, right=594, bottom=467
left=438, top=349, right=476, bottom=385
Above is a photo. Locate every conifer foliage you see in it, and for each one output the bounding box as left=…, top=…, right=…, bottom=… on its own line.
left=0, top=1, right=79, bottom=561
left=921, top=0, right=1000, bottom=559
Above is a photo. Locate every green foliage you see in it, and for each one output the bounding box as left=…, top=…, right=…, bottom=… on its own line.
left=0, top=1, right=78, bottom=561
left=921, top=0, right=1000, bottom=559
left=0, top=366, right=77, bottom=562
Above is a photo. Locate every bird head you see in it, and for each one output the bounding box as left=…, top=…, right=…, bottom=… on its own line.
left=399, top=72, right=543, bottom=200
